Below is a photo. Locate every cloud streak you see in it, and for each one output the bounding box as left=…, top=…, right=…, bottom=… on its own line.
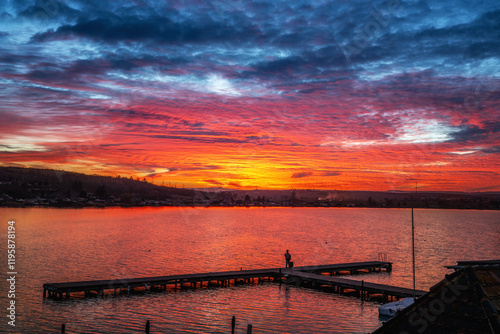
left=0, top=0, right=499, bottom=191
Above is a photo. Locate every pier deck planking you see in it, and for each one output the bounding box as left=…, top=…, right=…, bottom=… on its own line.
left=283, top=269, right=426, bottom=299
left=43, top=261, right=418, bottom=301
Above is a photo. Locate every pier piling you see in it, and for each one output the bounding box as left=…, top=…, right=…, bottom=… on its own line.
left=42, top=261, right=415, bottom=302
left=361, top=280, right=364, bottom=302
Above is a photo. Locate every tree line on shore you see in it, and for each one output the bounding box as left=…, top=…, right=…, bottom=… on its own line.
left=1, top=167, right=499, bottom=209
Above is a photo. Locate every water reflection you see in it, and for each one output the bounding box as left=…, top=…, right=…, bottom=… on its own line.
left=0, top=207, right=498, bottom=333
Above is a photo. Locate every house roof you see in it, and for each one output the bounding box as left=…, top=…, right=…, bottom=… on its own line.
left=373, top=265, right=500, bottom=334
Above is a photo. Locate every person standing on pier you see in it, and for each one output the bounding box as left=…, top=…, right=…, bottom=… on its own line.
left=284, top=250, right=291, bottom=268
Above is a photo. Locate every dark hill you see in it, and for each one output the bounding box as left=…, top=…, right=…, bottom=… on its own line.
left=0, top=166, right=201, bottom=207
left=0, top=167, right=498, bottom=209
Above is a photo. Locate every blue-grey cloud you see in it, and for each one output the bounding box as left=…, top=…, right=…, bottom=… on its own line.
left=291, top=172, right=313, bottom=179
left=1, top=0, right=499, bottom=167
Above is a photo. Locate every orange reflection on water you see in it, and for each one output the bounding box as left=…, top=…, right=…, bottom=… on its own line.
left=1, top=207, right=498, bottom=333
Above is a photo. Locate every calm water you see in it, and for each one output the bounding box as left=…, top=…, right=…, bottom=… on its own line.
left=0, top=207, right=498, bottom=333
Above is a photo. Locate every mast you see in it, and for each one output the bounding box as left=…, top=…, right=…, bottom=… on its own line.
left=412, top=182, right=416, bottom=297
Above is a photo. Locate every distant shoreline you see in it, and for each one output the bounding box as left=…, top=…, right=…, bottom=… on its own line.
left=1, top=166, right=499, bottom=210
left=1, top=203, right=498, bottom=210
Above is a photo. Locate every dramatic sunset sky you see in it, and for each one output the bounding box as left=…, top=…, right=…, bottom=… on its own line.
left=0, top=0, right=499, bottom=191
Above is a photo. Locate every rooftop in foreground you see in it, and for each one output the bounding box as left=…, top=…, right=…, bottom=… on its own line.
left=373, top=263, right=500, bottom=334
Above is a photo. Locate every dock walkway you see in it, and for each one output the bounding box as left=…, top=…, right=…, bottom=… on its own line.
left=283, top=269, right=425, bottom=300
left=445, top=259, right=500, bottom=270
left=44, top=267, right=282, bottom=299
left=43, top=261, right=414, bottom=301
left=293, top=261, right=392, bottom=274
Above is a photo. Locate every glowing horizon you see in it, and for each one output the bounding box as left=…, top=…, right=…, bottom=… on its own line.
left=1, top=1, right=499, bottom=192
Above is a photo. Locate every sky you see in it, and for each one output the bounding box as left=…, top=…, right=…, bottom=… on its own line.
left=0, top=0, right=499, bottom=191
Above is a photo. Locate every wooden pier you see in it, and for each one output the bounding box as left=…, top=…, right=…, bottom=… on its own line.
left=43, top=261, right=420, bottom=302
left=43, top=267, right=281, bottom=299
left=293, top=261, right=392, bottom=275
left=283, top=269, right=425, bottom=301
left=445, top=259, right=500, bottom=271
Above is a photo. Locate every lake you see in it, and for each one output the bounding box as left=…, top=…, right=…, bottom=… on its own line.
left=0, top=207, right=498, bottom=333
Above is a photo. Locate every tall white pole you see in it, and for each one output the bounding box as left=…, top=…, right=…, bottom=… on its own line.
left=412, top=206, right=415, bottom=297
left=412, top=182, right=417, bottom=297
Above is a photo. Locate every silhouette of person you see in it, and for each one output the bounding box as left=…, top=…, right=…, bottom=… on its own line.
left=284, top=250, right=291, bottom=268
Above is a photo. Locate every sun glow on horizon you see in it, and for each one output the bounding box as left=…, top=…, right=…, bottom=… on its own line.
left=0, top=1, right=498, bottom=192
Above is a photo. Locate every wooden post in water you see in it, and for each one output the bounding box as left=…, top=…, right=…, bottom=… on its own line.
left=361, top=280, right=364, bottom=302
left=61, top=324, right=65, bottom=333
left=247, top=324, right=253, bottom=333
left=231, top=316, right=236, bottom=334
left=145, top=320, right=150, bottom=333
